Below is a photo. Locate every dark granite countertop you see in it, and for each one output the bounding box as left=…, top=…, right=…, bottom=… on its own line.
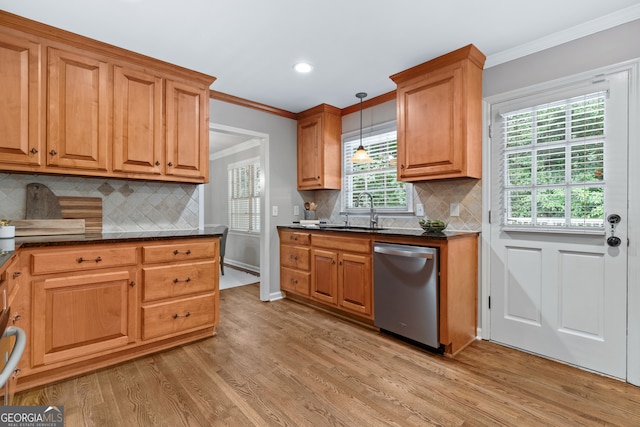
left=277, top=224, right=479, bottom=240
left=0, top=250, right=15, bottom=272
left=14, top=227, right=224, bottom=249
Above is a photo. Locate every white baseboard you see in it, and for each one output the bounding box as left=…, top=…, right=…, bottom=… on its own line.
left=225, top=259, right=259, bottom=274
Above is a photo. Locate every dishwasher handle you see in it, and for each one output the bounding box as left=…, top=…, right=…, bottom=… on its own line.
left=374, top=245, right=434, bottom=259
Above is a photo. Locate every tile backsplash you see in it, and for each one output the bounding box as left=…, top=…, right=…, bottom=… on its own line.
left=0, top=173, right=199, bottom=232
left=308, top=178, right=482, bottom=231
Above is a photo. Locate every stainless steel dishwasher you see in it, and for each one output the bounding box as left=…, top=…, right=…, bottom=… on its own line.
left=373, top=243, right=440, bottom=350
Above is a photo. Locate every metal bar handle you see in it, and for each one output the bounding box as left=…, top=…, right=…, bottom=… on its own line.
left=76, top=256, right=102, bottom=263
left=0, top=326, right=26, bottom=387
left=173, top=249, right=192, bottom=256
left=173, top=312, right=191, bottom=319
left=374, top=246, right=433, bottom=259
left=173, top=277, right=192, bottom=284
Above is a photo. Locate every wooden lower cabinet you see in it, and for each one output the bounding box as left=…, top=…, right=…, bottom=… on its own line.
left=14, top=237, right=219, bottom=391
left=280, top=230, right=373, bottom=321
left=310, top=248, right=338, bottom=305
left=32, top=268, right=137, bottom=366
left=278, top=227, right=479, bottom=355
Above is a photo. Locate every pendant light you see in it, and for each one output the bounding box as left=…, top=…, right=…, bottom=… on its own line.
left=350, top=92, right=372, bottom=164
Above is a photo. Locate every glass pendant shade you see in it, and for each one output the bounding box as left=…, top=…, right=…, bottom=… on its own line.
left=350, top=92, right=372, bottom=164
left=350, top=145, right=372, bottom=163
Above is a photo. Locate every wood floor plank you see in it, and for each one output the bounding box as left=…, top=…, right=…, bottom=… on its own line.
left=14, top=283, right=640, bottom=426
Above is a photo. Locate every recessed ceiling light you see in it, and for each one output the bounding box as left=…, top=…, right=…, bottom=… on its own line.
left=293, top=62, right=313, bottom=73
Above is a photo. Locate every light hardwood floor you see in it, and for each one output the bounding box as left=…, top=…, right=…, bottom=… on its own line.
left=15, top=283, right=640, bottom=426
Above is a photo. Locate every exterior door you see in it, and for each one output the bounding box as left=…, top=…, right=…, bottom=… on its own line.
left=489, top=69, right=629, bottom=379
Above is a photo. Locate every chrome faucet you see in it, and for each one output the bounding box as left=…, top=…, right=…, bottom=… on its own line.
left=355, top=191, right=377, bottom=228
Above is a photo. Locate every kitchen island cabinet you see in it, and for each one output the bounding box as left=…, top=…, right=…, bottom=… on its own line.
left=391, top=44, right=485, bottom=181
left=278, top=226, right=478, bottom=355
left=296, top=104, right=342, bottom=190
left=11, top=233, right=220, bottom=392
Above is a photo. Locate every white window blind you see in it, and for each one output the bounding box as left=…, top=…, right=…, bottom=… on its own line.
left=228, top=157, right=260, bottom=233
left=342, top=121, right=411, bottom=212
left=499, top=90, right=606, bottom=230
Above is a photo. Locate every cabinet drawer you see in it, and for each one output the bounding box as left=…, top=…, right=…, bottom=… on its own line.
left=280, top=245, right=310, bottom=270
left=142, top=240, right=217, bottom=264
left=280, top=266, right=310, bottom=296
left=312, top=234, right=371, bottom=253
left=142, top=293, right=216, bottom=340
left=280, top=230, right=311, bottom=246
left=142, top=261, right=217, bottom=302
left=31, top=246, right=137, bottom=275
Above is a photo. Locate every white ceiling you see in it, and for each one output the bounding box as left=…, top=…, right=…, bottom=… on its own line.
left=2, top=0, right=639, bottom=116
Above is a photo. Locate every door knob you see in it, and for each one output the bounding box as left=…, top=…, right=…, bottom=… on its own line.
left=607, top=236, right=622, bottom=247
left=606, top=214, right=622, bottom=247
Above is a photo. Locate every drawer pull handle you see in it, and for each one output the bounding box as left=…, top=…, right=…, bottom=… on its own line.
left=173, top=312, right=191, bottom=319
left=11, top=313, right=21, bottom=324
left=76, top=256, right=102, bottom=264
left=173, top=249, right=192, bottom=256
left=291, top=279, right=298, bottom=284
left=12, top=271, right=21, bottom=279
left=173, top=277, right=192, bottom=284
left=290, top=235, right=298, bottom=241
left=289, top=255, right=298, bottom=260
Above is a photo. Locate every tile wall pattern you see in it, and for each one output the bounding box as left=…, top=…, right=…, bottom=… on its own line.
left=0, top=173, right=199, bottom=232
left=309, top=178, right=482, bottom=231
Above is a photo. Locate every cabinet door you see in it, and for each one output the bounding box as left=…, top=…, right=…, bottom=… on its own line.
left=0, top=32, right=42, bottom=167
left=113, top=65, right=163, bottom=176
left=297, top=113, right=323, bottom=189
left=47, top=48, right=109, bottom=171
left=165, top=79, right=208, bottom=181
left=338, top=252, right=372, bottom=317
left=32, top=269, right=136, bottom=366
left=311, top=248, right=338, bottom=305
left=397, top=65, right=465, bottom=181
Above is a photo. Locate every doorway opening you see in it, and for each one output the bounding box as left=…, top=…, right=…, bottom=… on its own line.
left=203, top=123, right=270, bottom=301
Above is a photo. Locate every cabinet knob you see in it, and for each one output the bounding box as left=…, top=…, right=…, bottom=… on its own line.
left=316, top=176, right=320, bottom=180
left=12, top=271, right=21, bottom=279
left=11, top=313, right=22, bottom=324
left=30, top=147, right=38, bottom=154
left=155, top=161, right=161, bottom=166
left=168, top=162, right=174, bottom=167
left=129, top=281, right=136, bottom=287
left=400, top=164, right=405, bottom=169
left=49, top=149, right=57, bottom=156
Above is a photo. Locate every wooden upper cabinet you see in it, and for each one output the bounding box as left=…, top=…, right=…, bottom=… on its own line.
left=47, top=47, right=109, bottom=171
left=165, top=80, right=209, bottom=181
left=113, top=65, right=164, bottom=176
left=390, top=44, right=485, bottom=181
left=0, top=31, right=43, bottom=168
left=297, top=104, right=342, bottom=190
left=0, top=11, right=215, bottom=183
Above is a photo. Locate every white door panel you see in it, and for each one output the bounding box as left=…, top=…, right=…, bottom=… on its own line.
left=489, top=69, right=629, bottom=379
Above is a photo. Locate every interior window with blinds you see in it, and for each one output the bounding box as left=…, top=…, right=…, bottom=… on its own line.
left=342, top=122, right=411, bottom=212
left=499, top=91, right=606, bottom=230
left=228, top=157, right=260, bottom=233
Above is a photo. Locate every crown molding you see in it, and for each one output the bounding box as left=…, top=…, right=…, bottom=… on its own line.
left=486, top=4, right=640, bottom=68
